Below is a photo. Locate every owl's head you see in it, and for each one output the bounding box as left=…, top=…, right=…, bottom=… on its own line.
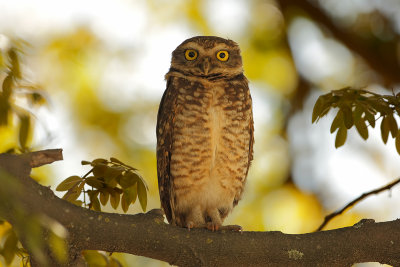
left=169, top=36, right=243, bottom=80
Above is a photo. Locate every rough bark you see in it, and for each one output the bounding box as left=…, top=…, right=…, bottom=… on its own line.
left=0, top=151, right=400, bottom=266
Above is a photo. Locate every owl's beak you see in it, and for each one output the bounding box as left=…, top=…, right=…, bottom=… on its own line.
left=201, top=58, right=211, bottom=75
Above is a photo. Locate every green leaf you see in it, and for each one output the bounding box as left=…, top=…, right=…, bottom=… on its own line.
left=110, top=157, right=124, bottom=165
left=104, top=165, right=123, bottom=184
left=110, top=157, right=138, bottom=170
left=8, top=48, right=21, bottom=78
left=364, top=110, right=376, bottom=128
left=396, top=132, right=400, bottom=155
left=121, top=185, right=138, bottom=213
left=355, top=118, right=368, bottom=140
left=381, top=116, right=390, bottom=144
left=49, top=231, right=67, bottom=264
left=18, top=115, right=30, bottom=149
left=341, top=106, right=353, bottom=129
left=109, top=258, right=123, bottom=267
left=121, top=195, right=129, bottom=213
left=2, top=75, right=13, bottom=98
left=110, top=190, right=120, bottom=210
left=56, top=176, right=82, bottom=191
left=91, top=158, right=108, bottom=166
left=89, top=194, right=101, bottom=212
left=119, top=171, right=139, bottom=189
left=92, top=164, right=108, bottom=178
left=335, top=126, right=347, bottom=148
left=330, top=109, right=343, bottom=133
left=387, top=114, right=398, bottom=138
left=3, top=230, right=18, bottom=265
left=312, top=96, right=323, bottom=123
left=99, top=190, right=109, bottom=206
left=106, top=174, right=119, bottom=188
left=137, top=180, right=147, bottom=212
left=85, top=176, right=104, bottom=189
left=82, top=250, right=108, bottom=266
left=62, top=182, right=84, bottom=202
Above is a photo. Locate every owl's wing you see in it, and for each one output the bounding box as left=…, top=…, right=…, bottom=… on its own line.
left=156, top=78, right=177, bottom=223
left=234, top=78, right=254, bottom=206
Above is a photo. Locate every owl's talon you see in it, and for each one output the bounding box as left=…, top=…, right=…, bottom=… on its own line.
left=207, top=222, right=220, bottom=231
left=186, top=221, right=194, bottom=231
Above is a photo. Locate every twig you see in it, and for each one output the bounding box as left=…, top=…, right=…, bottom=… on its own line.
left=27, top=148, right=63, bottom=168
left=316, top=177, right=400, bottom=231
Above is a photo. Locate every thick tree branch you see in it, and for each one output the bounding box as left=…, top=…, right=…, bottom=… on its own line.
left=278, top=0, right=400, bottom=86
left=1, top=151, right=400, bottom=266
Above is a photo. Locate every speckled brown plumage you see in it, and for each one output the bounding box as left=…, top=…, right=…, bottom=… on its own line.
left=156, top=36, right=254, bottom=230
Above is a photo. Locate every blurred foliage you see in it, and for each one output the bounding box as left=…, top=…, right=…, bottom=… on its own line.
left=57, top=157, right=148, bottom=213
left=312, top=87, right=400, bottom=153
left=0, top=44, right=46, bottom=153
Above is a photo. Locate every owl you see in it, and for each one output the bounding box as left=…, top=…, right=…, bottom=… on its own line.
left=156, top=36, right=254, bottom=231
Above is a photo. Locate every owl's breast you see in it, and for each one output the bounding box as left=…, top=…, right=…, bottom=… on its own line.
left=169, top=77, right=252, bottom=212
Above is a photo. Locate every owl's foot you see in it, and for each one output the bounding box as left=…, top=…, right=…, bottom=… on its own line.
left=186, top=221, right=194, bottom=231
left=206, top=222, right=221, bottom=231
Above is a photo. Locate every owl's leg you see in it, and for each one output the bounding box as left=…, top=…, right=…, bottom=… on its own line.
left=185, top=205, right=205, bottom=230
left=206, top=208, right=223, bottom=231
left=206, top=208, right=242, bottom=232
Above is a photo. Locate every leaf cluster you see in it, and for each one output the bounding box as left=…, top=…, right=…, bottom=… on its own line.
left=56, top=157, right=148, bottom=213
left=0, top=45, right=46, bottom=153
left=312, top=87, right=400, bottom=154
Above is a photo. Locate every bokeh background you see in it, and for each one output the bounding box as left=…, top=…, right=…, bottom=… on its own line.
left=1, top=0, right=400, bottom=266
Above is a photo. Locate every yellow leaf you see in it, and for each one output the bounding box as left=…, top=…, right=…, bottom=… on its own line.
left=330, top=110, right=343, bottom=133
left=335, top=126, right=347, bottom=148
left=396, top=132, right=400, bottom=155
left=110, top=190, right=120, bottom=210
left=137, top=181, right=147, bottom=212
left=3, top=229, right=18, bottom=265
left=18, top=114, right=30, bottom=149
left=355, top=119, right=368, bottom=140
left=49, top=231, right=67, bottom=264
left=56, top=176, right=82, bottom=191
left=381, top=116, right=390, bottom=144
left=99, top=190, right=109, bottom=206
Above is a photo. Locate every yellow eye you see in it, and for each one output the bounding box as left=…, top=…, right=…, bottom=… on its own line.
left=185, top=49, right=198, bottom=61
left=216, top=50, right=229, bottom=61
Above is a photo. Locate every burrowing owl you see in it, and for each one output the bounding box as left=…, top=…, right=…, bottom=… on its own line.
left=156, top=36, right=254, bottom=231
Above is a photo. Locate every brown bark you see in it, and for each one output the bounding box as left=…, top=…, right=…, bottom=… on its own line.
left=0, top=151, right=400, bottom=266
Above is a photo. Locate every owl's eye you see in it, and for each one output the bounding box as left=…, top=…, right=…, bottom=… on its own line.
left=185, top=49, right=198, bottom=61
left=216, top=50, right=229, bottom=61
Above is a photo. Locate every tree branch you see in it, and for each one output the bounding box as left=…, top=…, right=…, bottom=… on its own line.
left=316, top=177, right=400, bottom=231
left=27, top=148, right=63, bottom=167
left=1, top=151, right=400, bottom=266
left=278, top=0, right=400, bottom=86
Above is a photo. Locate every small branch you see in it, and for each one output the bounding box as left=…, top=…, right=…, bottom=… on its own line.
left=316, top=177, right=400, bottom=231
left=27, top=149, right=63, bottom=168
left=278, top=0, right=400, bottom=86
